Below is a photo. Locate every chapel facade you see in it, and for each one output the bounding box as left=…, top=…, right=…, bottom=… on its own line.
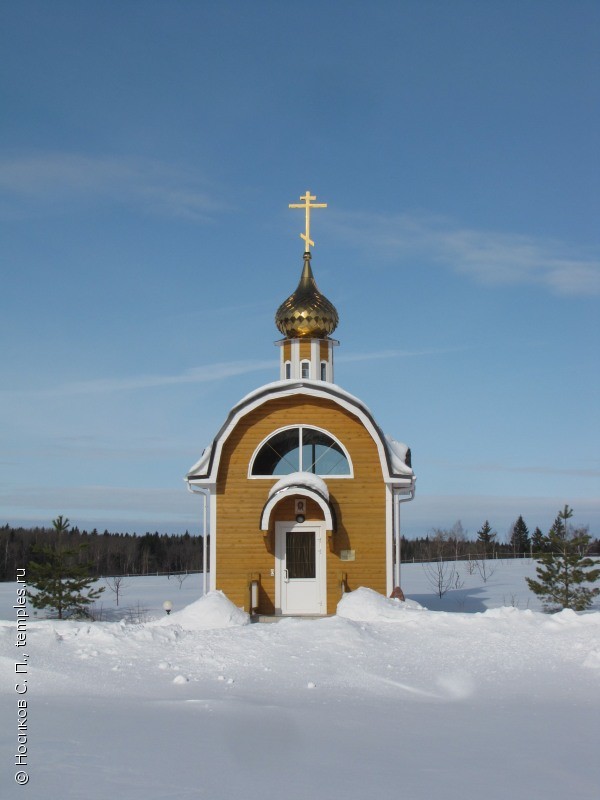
left=186, top=192, right=415, bottom=616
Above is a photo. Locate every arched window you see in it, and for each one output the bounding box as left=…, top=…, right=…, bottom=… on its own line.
left=251, top=426, right=352, bottom=477
left=320, top=361, right=327, bottom=381
left=301, top=360, right=311, bottom=379
left=285, top=361, right=291, bottom=379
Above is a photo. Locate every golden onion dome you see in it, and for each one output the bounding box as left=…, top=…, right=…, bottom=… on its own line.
left=275, top=253, right=339, bottom=339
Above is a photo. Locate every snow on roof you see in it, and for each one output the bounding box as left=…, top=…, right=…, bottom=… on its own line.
left=236, top=379, right=372, bottom=414
left=384, top=434, right=413, bottom=476
left=186, top=444, right=212, bottom=477
left=269, top=471, right=329, bottom=500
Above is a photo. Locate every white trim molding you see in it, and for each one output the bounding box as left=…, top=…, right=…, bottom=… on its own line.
left=261, top=484, right=334, bottom=531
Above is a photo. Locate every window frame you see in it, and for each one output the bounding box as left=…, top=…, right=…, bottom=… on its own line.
left=248, top=424, right=354, bottom=479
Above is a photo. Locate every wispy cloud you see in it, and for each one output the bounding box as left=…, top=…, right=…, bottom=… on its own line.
left=3, top=348, right=465, bottom=399
left=3, top=435, right=200, bottom=463
left=338, top=346, right=469, bottom=364
left=0, top=484, right=198, bottom=519
left=0, top=153, right=226, bottom=222
left=328, top=210, right=600, bottom=297
left=427, top=458, right=600, bottom=479
left=468, top=463, right=600, bottom=479
left=1, top=359, right=276, bottom=398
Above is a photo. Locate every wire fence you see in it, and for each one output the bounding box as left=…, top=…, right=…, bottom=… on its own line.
left=404, top=552, right=534, bottom=565
left=404, top=552, right=599, bottom=565
left=97, top=569, right=206, bottom=579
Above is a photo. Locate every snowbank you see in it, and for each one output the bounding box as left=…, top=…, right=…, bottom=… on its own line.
left=1, top=571, right=599, bottom=800
left=337, top=586, right=425, bottom=621
left=150, top=590, right=250, bottom=630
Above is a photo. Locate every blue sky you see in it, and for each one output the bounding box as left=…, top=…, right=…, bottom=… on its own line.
left=1, top=1, right=598, bottom=539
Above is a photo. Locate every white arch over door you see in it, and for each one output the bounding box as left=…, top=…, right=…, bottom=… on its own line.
left=261, top=485, right=334, bottom=531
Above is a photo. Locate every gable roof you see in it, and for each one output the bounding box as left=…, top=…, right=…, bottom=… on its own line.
left=186, top=379, right=414, bottom=487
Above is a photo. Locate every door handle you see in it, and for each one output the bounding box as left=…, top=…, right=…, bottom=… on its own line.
left=284, top=568, right=289, bottom=583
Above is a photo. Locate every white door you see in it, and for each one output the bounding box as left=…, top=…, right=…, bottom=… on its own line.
left=275, top=522, right=326, bottom=615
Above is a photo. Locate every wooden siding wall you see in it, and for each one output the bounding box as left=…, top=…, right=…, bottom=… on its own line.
left=299, top=341, right=312, bottom=360
left=319, top=341, right=329, bottom=361
left=215, top=396, right=387, bottom=613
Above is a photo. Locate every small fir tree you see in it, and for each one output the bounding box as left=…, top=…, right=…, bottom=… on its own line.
left=27, top=516, right=104, bottom=619
left=510, top=515, right=530, bottom=556
left=476, top=520, right=496, bottom=557
left=526, top=506, right=600, bottom=612
left=477, top=520, right=495, bottom=543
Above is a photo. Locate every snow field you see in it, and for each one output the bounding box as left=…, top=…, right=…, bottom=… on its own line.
left=1, top=562, right=599, bottom=800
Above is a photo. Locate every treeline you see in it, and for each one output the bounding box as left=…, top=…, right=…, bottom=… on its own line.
left=2, top=518, right=598, bottom=582
left=401, top=515, right=599, bottom=563
left=0, top=524, right=207, bottom=582
left=400, top=535, right=524, bottom=562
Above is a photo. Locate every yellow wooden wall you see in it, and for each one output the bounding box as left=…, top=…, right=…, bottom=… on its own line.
left=215, top=395, right=387, bottom=613
left=299, top=341, right=312, bottom=360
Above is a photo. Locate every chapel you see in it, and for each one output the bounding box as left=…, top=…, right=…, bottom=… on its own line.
left=186, top=192, right=415, bottom=616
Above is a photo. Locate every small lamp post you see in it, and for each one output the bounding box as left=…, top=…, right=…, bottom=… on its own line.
left=163, top=600, right=173, bottom=616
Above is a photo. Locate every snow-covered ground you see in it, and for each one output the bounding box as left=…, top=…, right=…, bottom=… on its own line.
left=1, top=561, right=599, bottom=800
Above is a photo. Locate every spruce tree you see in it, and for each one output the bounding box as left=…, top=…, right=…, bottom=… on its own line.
left=526, top=506, right=600, bottom=612
left=477, top=520, right=495, bottom=543
left=510, top=515, right=530, bottom=556
left=27, top=516, right=104, bottom=619
left=476, top=520, right=496, bottom=556
left=531, top=526, right=546, bottom=554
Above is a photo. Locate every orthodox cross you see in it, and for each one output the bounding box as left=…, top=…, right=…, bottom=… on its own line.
left=289, top=190, right=327, bottom=252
